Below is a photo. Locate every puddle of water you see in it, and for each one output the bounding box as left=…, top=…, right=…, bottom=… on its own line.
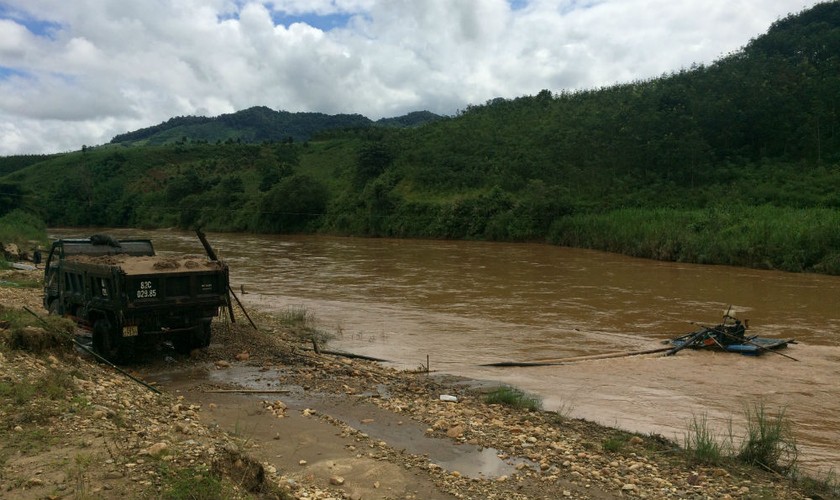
left=311, top=395, right=531, bottom=479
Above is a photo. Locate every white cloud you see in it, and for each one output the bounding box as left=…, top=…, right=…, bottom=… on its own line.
left=0, top=0, right=821, bottom=155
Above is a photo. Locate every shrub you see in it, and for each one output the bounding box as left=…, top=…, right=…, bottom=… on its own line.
left=484, top=386, right=542, bottom=411
left=602, top=434, right=626, bottom=453
left=0, top=306, right=75, bottom=353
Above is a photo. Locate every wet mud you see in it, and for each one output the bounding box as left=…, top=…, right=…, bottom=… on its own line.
left=141, top=360, right=528, bottom=498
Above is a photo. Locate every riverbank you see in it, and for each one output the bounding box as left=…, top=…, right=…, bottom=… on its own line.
left=0, top=267, right=827, bottom=499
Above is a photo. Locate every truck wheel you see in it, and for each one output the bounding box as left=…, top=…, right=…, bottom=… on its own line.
left=93, top=319, right=121, bottom=361
left=48, top=300, right=60, bottom=316
left=172, top=332, right=193, bottom=355
left=194, top=321, right=212, bottom=348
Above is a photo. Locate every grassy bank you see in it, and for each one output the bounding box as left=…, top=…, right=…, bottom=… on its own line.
left=0, top=210, right=48, bottom=268
left=0, top=210, right=47, bottom=248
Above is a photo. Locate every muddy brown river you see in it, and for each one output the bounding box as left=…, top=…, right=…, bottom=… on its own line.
left=52, top=229, right=840, bottom=474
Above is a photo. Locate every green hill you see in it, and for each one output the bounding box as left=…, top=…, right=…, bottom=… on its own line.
left=3, top=1, right=840, bottom=274
left=108, top=106, right=443, bottom=146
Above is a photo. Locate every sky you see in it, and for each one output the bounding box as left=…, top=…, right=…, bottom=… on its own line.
left=0, top=0, right=821, bottom=156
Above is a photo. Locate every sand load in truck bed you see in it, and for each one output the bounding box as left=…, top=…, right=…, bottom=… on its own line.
left=65, top=254, right=224, bottom=275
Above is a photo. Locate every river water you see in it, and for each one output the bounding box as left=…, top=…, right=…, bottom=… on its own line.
left=51, top=228, right=840, bottom=474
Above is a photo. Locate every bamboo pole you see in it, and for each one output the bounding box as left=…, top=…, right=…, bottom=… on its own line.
left=203, top=389, right=292, bottom=394
left=196, top=228, right=260, bottom=331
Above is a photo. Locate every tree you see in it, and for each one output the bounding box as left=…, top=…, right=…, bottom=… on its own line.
left=0, top=182, right=24, bottom=217
left=354, top=142, right=395, bottom=187
left=257, top=175, right=329, bottom=233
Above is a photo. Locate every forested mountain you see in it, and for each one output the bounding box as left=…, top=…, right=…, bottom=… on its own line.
left=108, top=106, right=443, bottom=146
left=3, top=1, right=840, bottom=274
left=375, top=111, right=444, bottom=128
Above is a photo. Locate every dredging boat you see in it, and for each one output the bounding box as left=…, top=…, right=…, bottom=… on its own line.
left=668, top=314, right=795, bottom=356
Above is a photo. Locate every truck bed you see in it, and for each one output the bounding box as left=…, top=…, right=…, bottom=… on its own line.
left=65, top=254, right=224, bottom=275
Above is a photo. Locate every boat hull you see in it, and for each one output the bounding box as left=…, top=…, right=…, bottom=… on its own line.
left=669, top=329, right=793, bottom=356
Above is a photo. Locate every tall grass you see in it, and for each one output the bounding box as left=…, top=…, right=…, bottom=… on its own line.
left=0, top=209, right=48, bottom=249
left=159, top=465, right=225, bottom=500
left=683, top=413, right=732, bottom=465
left=681, top=403, right=798, bottom=474
left=276, top=305, right=315, bottom=327
left=275, top=305, right=333, bottom=349
left=738, top=402, right=798, bottom=473
left=796, top=468, right=840, bottom=499
left=484, top=386, right=542, bottom=411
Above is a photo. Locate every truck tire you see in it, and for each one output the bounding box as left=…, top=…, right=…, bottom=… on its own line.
left=194, top=320, right=212, bottom=348
left=47, top=300, right=60, bottom=316
left=93, top=319, right=121, bottom=361
left=172, top=332, right=193, bottom=355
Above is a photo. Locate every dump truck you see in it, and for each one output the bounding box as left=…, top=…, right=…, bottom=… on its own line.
left=43, top=235, right=229, bottom=361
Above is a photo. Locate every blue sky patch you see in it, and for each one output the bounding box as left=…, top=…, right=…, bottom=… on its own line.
left=508, top=0, right=529, bottom=10
left=0, top=5, right=61, bottom=38
left=271, top=12, right=353, bottom=31
left=216, top=8, right=353, bottom=31
left=0, top=66, right=30, bottom=80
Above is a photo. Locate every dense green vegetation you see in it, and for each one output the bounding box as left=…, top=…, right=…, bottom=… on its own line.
left=0, top=210, right=48, bottom=267
left=2, top=2, right=840, bottom=274
left=0, top=154, right=59, bottom=177
left=108, top=106, right=443, bottom=146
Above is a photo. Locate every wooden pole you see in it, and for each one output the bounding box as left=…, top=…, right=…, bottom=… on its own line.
left=195, top=228, right=219, bottom=260
left=228, top=286, right=259, bottom=331
left=665, top=329, right=708, bottom=356
left=195, top=228, right=258, bottom=329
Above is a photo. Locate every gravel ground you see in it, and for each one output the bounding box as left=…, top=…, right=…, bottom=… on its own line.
left=0, top=267, right=820, bottom=499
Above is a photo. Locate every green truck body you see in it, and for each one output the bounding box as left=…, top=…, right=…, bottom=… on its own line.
left=43, top=236, right=229, bottom=361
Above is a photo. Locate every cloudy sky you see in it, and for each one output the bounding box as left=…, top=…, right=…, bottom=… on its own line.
left=0, top=0, right=819, bottom=155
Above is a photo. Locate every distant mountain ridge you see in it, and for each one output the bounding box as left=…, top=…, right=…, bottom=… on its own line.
left=109, top=106, right=444, bottom=146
